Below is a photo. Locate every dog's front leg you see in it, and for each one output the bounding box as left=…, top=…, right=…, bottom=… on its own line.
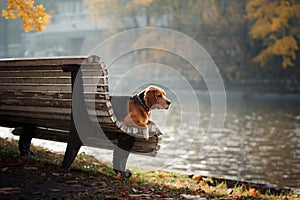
left=142, top=126, right=149, bottom=140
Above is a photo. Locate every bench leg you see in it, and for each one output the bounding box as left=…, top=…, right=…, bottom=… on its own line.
left=19, top=124, right=36, bottom=157
left=113, top=134, right=135, bottom=178
left=61, top=123, right=82, bottom=172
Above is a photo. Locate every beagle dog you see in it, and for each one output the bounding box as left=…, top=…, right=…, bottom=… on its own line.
left=124, top=85, right=171, bottom=140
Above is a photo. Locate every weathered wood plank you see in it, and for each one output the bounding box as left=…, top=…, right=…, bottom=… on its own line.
left=0, top=91, right=72, bottom=100
left=0, top=116, right=70, bottom=131
left=85, top=101, right=112, bottom=111
left=87, top=109, right=114, bottom=117
left=0, top=111, right=70, bottom=123
left=81, top=70, right=108, bottom=77
left=0, top=91, right=109, bottom=102
left=85, top=136, right=159, bottom=156
left=0, top=84, right=72, bottom=92
left=0, top=97, right=112, bottom=111
left=82, top=77, right=108, bottom=85
left=0, top=65, right=65, bottom=71
left=0, top=77, right=71, bottom=84
left=85, top=93, right=110, bottom=101
left=0, top=56, right=87, bottom=67
left=0, top=98, right=72, bottom=108
left=13, top=127, right=69, bottom=143
left=0, top=70, right=70, bottom=77
left=89, top=115, right=117, bottom=124
left=0, top=105, right=70, bottom=114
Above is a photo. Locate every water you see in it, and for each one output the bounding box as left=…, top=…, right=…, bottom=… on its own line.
left=0, top=91, right=299, bottom=188
left=128, top=91, right=300, bottom=188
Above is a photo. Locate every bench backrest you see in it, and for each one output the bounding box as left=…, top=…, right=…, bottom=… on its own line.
left=0, top=57, right=85, bottom=130
left=0, top=56, right=162, bottom=156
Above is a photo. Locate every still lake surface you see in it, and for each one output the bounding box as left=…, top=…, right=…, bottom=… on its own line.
left=127, top=91, right=300, bottom=188
left=0, top=91, right=299, bottom=188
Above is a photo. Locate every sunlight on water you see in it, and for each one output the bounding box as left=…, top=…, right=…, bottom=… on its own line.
left=130, top=91, right=300, bottom=188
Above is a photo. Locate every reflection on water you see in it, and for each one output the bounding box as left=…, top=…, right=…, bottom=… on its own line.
left=129, top=91, right=300, bottom=188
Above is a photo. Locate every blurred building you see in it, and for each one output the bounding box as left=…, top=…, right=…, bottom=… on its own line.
left=22, top=0, right=107, bottom=57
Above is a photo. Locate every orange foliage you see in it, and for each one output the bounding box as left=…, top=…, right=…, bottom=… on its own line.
left=2, top=0, right=50, bottom=32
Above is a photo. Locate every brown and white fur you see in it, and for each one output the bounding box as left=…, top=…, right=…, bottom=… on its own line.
left=124, top=85, right=171, bottom=140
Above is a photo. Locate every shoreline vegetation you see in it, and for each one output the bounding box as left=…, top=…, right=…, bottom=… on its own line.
left=0, top=137, right=298, bottom=199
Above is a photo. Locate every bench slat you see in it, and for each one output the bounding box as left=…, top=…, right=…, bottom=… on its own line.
left=0, top=65, right=66, bottom=71
left=0, top=99, right=112, bottom=112
left=86, top=136, right=160, bottom=156
left=0, top=116, right=70, bottom=131
left=0, top=56, right=86, bottom=67
left=0, top=84, right=72, bottom=92
left=0, top=70, right=70, bottom=77
left=0, top=91, right=72, bottom=100
left=87, top=109, right=114, bottom=117
left=0, top=110, right=70, bottom=121
left=0, top=77, right=71, bottom=84
left=0, top=104, right=69, bottom=113
left=0, top=98, right=71, bottom=108
left=0, top=91, right=109, bottom=102
left=13, top=127, right=69, bottom=143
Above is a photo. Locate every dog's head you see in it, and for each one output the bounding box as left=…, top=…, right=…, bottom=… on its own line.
left=142, top=85, right=171, bottom=110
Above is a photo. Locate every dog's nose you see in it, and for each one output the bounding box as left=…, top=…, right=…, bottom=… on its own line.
left=167, top=100, right=171, bottom=105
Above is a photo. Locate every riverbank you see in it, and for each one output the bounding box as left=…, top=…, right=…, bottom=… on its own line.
left=0, top=137, right=298, bottom=199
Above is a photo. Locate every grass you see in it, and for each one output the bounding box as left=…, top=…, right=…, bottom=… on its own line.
left=0, top=137, right=298, bottom=199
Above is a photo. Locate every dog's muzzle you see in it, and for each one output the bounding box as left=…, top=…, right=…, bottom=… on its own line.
left=165, top=99, right=171, bottom=109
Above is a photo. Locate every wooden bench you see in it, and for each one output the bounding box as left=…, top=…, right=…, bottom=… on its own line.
left=0, top=55, right=162, bottom=175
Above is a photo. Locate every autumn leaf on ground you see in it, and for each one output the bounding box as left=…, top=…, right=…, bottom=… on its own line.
left=0, top=187, right=21, bottom=195
left=114, top=172, right=122, bottom=179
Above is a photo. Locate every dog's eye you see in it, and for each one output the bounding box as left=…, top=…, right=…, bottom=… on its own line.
left=158, top=94, right=162, bottom=98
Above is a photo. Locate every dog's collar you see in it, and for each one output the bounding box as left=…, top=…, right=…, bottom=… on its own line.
left=131, top=92, right=150, bottom=112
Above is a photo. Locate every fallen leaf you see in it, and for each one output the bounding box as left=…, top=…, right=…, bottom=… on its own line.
left=70, top=184, right=82, bottom=188
left=0, top=187, right=21, bottom=194
left=104, top=196, right=128, bottom=200
left=65, top=180, right=78, bottom=184
left=1, top=167, right=9, bottom=172
left=196, top=186, right=206, bottom=194
left=156, top=191, right=167, bottom=197
left=114, top=172, right=122, bottom=180
left=24, top=166, right=38, bottom=170
left=158, top=173, right=166, bottom=179
left=248, top=188, right=259, bottom=197
left=48, top=188, right=61, bottom=192
left=161, top=185, right=169, bottom=191
left=192, top=174, right=202, bottom=181
left=131, top=187, right=139, bottom=193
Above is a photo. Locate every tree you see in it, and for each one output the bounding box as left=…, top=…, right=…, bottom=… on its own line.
left=192, top=0, right=253, bottom=80
left=84, top=0, right=155, bottom=30
left=2, top=0, right=50, bottom=32
left=246, top=0, right=300, bottom=68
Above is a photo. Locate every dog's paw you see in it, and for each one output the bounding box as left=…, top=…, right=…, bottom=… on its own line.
left=142, top=128, right=149, bottom=140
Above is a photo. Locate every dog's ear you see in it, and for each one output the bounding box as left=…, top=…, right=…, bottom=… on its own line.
left=144, top=86, right=157, bottom=108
